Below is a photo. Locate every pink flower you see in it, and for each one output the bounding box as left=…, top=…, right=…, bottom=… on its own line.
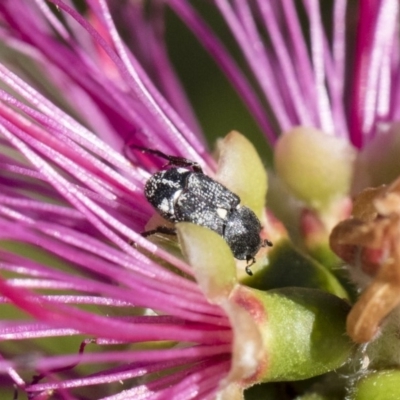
left=0, top=1, right=231, bottom=398
left=172, top=1, right=400, bottom=148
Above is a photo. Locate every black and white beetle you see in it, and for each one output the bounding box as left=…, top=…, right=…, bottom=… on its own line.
left=135, top=146, right=272, bottom=276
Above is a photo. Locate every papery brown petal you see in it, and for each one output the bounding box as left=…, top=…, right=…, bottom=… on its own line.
left=347, top=247, right=400, bottom=343
left=352, top=186, right=386, bottom=221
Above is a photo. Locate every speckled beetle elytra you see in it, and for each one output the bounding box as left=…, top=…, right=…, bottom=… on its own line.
left=134, top=146, right=272, bottom=275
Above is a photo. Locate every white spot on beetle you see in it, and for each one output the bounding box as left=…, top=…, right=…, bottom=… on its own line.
left=159, top=198, right=170, bottom=213
left=172, top=189, right=182, bottom=205
left=216, top=208, right=228, bottom=219
left=161, top=178, right=181, bottom=188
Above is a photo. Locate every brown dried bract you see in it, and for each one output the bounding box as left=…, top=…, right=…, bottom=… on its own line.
left=330, top=177, right=400, bottom=343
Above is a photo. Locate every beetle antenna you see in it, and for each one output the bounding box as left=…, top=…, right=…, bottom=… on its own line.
left=131, top=146, right=203, bottom=173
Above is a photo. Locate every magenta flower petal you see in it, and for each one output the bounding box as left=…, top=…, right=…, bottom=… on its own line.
left=0, top=2, right=236, bottom=398
left=171, top=0, right=400, bottom=149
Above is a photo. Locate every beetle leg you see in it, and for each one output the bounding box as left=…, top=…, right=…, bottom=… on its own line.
left=262, top=238, right=273, bottom=247
left=132, top=146, right=203, bottom=173
left=141, top=226, right=177, bottom=237
left=245, top=256, right=256, bottom=276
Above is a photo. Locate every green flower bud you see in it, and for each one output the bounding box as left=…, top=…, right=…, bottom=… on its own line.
left=243, top=239, right=349, bottom=300
left=350, top=370, right=400, bottom=400
left=250, top=286, right=353, bottom=382
left=177, top=222, right=237, bottom=302
left=216, top=131, right=268, bottom=219
left=177, top=224, right=353, bottom=388
left=274, top=126, right=356, bottom=211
